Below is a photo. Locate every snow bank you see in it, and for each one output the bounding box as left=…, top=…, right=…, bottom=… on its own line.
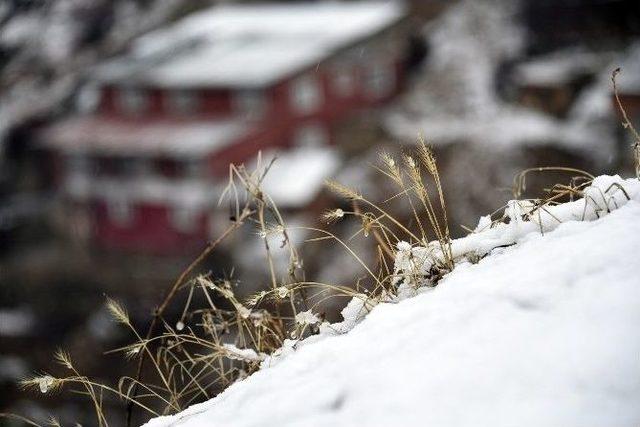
left=144, top=175, right=640, bottom=427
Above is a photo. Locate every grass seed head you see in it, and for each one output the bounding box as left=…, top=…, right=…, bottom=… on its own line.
left=325, top=179, right=362, bottom=200
left=106, top=297, right=130, bottom=325
left=321, top=208, right=345, bottom=224
left=54, top=349, right=73, bottom=370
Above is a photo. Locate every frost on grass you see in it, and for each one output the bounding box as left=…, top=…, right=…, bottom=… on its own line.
left=222, top=344, right=265, bottom=363
left=294, top=310, right=320, bottom=326
left=393, top=175, right=639, bottom=289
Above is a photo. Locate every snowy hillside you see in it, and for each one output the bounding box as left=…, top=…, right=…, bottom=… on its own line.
left=144, top=176, right=640, bottom=427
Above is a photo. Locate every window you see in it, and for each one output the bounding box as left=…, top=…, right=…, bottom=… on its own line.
left=294, top=124, right=328, bottom=148
left=182, top=158, right=204, bottom=179
left=76, top=84, right=101, bottom=113
left=233, top=90, right=266, bottom=119
left=130, top=158, right=152, bottom=177
left=65, top=155, right=92, bottom=199
left=117, top=87, right=148, bottom=115
left=107, top=157, right=150, bottom=177
left=169, top=205, right=198, bottom=233
left=331, top=64, right=354, bottom=97
left=67, top=154, right=92, bottom=175
left=290, top=75, right=322, bottom=114
left=108, top=198, right=133, bottom=226
left=165, top=90, right=200, bottom=116
left=365, top=62, right=394, bottom=99
left=156, top=158, right=180, bottom=179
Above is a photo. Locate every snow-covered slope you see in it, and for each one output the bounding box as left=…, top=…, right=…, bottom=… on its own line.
left=145, top=177, right=640, bottom=427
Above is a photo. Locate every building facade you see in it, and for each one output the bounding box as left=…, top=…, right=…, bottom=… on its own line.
left=41, top=2, right=409, bottom=253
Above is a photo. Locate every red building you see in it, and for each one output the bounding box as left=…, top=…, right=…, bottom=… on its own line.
left=41, top=2, right=408, bottom=253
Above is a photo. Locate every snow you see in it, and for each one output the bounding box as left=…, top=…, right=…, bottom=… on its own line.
left=388, top=106, right=601, bottom=150
left=41, top=117, right=251, bottom=157
left=512, top=49, right=612, bottom=87
left=616, top=42, right=640, bottom=95
left=0, top=308, right=35, bottom=337
left=295, top=310, right=320, bottom=326
left=96, top=2, right=406, bottom=88
left=222, top=344, right=265, bottom=363
left=393, top=175, right=639, bottom=289
left=143, top=175, right=640, bottom=427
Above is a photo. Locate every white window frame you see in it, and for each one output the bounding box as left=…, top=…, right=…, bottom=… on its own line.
left=169, top=205, right=198, bottom=233
left=365, top=61, right=394, bottom=99
left=294, top=123, right=328, bottom=148
left=165, top=90, right=200, bottom=116
left=76, top=84, right=101, bottom=113
left=233, top=89, right=267, bottom=119
left=107, top=197, right=134, bottom=226
left=117, top=87, right=148, bottom=115
left=290, top=75, right=322, bottom=115
left=331, top=63, right=355, bottom=97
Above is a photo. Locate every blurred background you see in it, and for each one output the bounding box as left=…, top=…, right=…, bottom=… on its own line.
left=1, top=0, right=640, bottom=424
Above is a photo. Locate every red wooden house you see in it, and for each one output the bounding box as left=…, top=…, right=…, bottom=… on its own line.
left=41, top=1, right=408, bottom=253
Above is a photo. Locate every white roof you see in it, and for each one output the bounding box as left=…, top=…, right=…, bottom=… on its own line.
left=512, top=49, right=613, bottom=87
left=41, top=117, right=251, bottom=157
left=96, top=2, right=406, bottom=88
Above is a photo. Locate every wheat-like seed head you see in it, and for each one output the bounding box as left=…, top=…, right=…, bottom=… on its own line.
left=417, top=138, right=438, bottom=177
left=260, top=223, right=285, bottom=238
left=403, top=154, right=426, bottom=197
left=47, top=416, right=62, bottom=427
left=54, top=349, right=73, bottom=370
left=325, top=180, right=362, bottom=200
left=321, top=208, right=345, bottom=224
left=21, top=374, right=63, bottom=394
left=125, top=343, right=144, bottom=359
left=106, top=297, right=130, bottom=325
left=380, top=151, right=403, bottom=185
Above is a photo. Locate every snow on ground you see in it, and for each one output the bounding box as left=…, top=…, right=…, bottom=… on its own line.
left=144, top=176, right=640, bottom=427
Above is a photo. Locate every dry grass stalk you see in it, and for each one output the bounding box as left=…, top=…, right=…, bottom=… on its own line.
left=612, top=67, right=640, bottom=179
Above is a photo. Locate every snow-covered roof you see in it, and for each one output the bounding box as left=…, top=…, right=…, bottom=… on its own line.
left=95, top=2, right=406, bottom=89
left=384, top=0, right=617, bottom=162
left=41, top=117, right=251, bottom=157
left=253, top=147, right=341, bottom=208
left=144, top=175, right=640, bottom=427
left=385, top=104, right=613, bottom=160
left=512, top=49, right=613, bottom=87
